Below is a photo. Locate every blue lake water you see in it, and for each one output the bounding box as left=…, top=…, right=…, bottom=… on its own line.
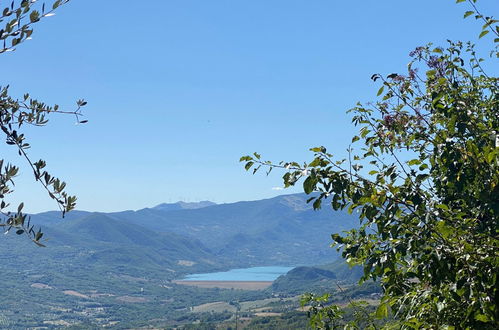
left=183, top=266, right=294, bottom=282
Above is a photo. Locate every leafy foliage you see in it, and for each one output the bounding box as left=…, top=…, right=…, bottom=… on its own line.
left=0, top=0, right=85, bottom=245
left=300, top=294, right=384, bottom=330
left=241, top=1, right=498, bottom=328
left=457, top=0, right=499, bottom=55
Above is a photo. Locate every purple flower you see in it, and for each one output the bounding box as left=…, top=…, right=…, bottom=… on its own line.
left=393, top=75, right=406, bottom=82
left=427, top=56, right=440, bottom=69
left=408, top=68, right=418, bottom=80
left=427, top=56, right=448, bottom=77
left=409, top=46, right=425, bottom=58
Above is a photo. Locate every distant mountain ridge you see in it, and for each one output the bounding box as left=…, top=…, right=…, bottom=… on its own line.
left=152, top=201, right=217, bottom=211
left=0, top=194, right=368, bottom=329
left=108, top=194, right=357, bottom=266
left=25, top=193, right=359, bottom=272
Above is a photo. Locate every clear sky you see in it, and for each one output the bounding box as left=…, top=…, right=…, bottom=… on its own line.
left=1, top=0, right=496, bottom=213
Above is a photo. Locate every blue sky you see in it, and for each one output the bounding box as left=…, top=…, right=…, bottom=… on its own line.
left=1, top=0, right=496, bottom=212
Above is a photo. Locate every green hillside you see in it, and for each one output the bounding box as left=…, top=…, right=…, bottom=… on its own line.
left=269, top=259, right=374, bottom=296
left=107, top=194, right=358, bottom=266
left=29, top=193, right=358, bottom=267
left=0, top=194, right=361, bottom=328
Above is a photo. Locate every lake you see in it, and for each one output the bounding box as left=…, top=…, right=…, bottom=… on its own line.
left=182, top=266, right=294, bottom=282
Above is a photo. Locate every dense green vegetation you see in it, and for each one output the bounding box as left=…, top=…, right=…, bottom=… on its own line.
left=1, top=254, right=270, bottom=329
left=1, top=195, right=368, bottom=328
left=271, top=260, right=359, bottom=296
left=244, top=312, right=310, bottom=330
left=1, top=249, right=378, bottom=328
left=242, top=1, right=498, bottom=328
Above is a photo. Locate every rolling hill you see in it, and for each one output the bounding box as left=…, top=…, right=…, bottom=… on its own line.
left=1, top=193, right=362, bottom=329
left=21, top=193, right=359, bottom=272
left=105, top=194, right=358, bottom=266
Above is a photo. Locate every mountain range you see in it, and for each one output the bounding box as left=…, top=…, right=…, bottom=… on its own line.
left=25, top=193, right=358, bottom=273
left=1, top=193, right=362, bottom=329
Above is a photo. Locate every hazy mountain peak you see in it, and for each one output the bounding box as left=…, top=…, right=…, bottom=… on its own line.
left=278, top=194, right=313, bottom=211
left=152, top=200, right=216, bottom=211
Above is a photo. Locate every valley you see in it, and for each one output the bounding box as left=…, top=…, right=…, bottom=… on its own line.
left=1, top=193, right=378, bottom=329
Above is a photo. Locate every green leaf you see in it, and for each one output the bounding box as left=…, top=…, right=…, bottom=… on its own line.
left=33, top=240, right=46, bottom=247
left=244, top=162, right=254, bottom=171
left=29, top=10, right=39, bottom=22
left=474, top=313, right=490, bottom=322
left=463, top=11, right=474, bottom=18
left=239, top=155, right=252, bottom=162
left=52, top=0, right=62, bottom=9
left=486, top=150, right=496, bottom=163
left=35, top=231, right=43, bottom=241
left=377, top=86, right=384, bottom=96
left=375, top=303, right=388, bottom=319
left=436, top=204, right=449, bottom=211
left=436, top=221, right=453, bottom=239
left=303, top=175, right=316, bottom=194
left=407, top=159, right=421, bottom=166
left=309, top=158, right=321, bottom=167
left=312, top=198, right=321, bottom=210
left=479, top=30, right=489, bottom=38
left=310, top=146, right=326, bottom=153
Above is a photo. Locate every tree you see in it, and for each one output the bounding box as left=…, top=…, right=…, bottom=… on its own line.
left=241, top=1, right=498, bottom=328
left=0, top=0, right=85, bottom=245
